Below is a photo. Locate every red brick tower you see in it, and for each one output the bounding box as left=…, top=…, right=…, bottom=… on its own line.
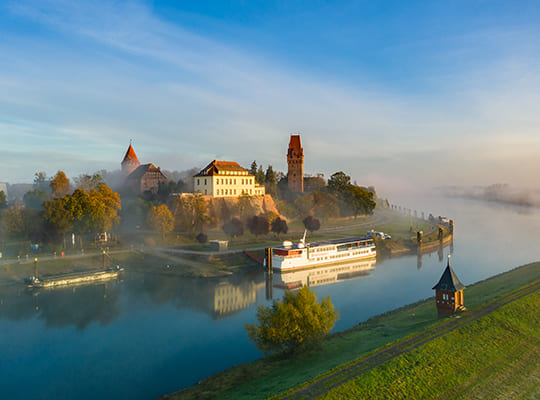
left=432, top=256, right=466, bottom=316
left=287, top=134, right=304, bottom=193
left=121, top=144, right=140, bottom=175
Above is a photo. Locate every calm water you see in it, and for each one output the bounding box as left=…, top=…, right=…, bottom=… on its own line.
left=1, top=195, right=540, bottom=399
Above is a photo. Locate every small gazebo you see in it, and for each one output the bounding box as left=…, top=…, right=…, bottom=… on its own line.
left=432, top=256, right=466, bottom=316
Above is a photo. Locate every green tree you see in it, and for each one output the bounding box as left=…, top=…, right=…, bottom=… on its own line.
left=147, top=204, right=174, bottom=238
left=33, top=171, right=49, bottom=192
left=303, top=215, right=321, bottom=233
left=0, top=190, right=7, bottom=210
left=327, top=171, right=351, bottom=195
left=23, top=189, right=50, bottom=210
left=312, top=190, right=339, bottom=220
left=256, top=166, right=266, bottom=185
left=246, top=286, right=338, bottom=355
left=343, top=185, right=376, bottom=217
left=249, top=160, right=258, bottom=176
left=50, top=171, right=71, bottom=197
left=265, top=165, right=278, bottom=197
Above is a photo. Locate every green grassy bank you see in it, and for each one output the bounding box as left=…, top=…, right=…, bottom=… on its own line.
left=161, top=262, right=540, bottom=400
left=298, top=287, right=539, bottom=400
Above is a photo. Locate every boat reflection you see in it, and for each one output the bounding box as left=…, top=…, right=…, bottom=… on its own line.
left=272, top=259, right=377, bottom=291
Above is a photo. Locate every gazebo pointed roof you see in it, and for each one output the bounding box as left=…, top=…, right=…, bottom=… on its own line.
left=122, top=144, right=140, bottom=164
left=432, top=257, right=465, bottom=292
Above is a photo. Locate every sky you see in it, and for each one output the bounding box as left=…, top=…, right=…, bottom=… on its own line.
left=1, top=0, right=540, bottom=196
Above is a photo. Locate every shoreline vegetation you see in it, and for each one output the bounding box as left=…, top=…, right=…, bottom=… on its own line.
left=159, top=262, right=540, bottom=400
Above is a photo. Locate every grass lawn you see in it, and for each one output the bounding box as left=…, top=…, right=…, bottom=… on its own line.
left=161, top=262, right=540, bottom=400
left=310, top=289, right=540, bottom=400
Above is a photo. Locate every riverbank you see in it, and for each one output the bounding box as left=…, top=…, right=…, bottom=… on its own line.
left=0, top=209, right=447, bottom=284
left=160, top=261, right=540, bottom=400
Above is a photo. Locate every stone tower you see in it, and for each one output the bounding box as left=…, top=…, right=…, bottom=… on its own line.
left=121, top=144, right=141, bottom=175
left=287, top=134, right=304, bottom=193
left=432, top=256, right=466, bottom=316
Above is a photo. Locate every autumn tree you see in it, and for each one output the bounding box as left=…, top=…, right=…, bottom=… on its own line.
left=247, top=215, right=270, bottom=237
left=147, top=205, right=174, bottom=238
left=50, top=171, right=71, bottom=197
left=0, top=191, right=7, bottom=210
left=246, top=286, right=338, bottom=355
left=271, top=217, right=288, bottom=238
left=1, top=208, right=41, bottom=240
left=42, top=181, right=121, bottom=237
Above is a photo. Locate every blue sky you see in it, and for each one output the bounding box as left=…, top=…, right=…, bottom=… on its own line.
left=1, top=0, right=540, bottom=194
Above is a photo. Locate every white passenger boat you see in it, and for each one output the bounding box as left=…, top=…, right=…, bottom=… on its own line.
left=272, top=232, right=376, bottom=271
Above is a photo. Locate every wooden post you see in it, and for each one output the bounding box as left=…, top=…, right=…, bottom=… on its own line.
left=265, top=247, right=273, bottom=274
left=417, top=231, right=423, bottom=246
left=102, top=250, right=106, bottom=268
left=34, top=258, right=38, bottom=279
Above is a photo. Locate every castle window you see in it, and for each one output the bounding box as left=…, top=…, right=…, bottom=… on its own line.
left=197, top=179, right=200, bottom=185
left=204, top=179, right=207, bottom=185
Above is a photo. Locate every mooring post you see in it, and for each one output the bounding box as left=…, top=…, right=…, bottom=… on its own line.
left=34, top=258, right=38, bottom=279
left=102, top=250, right=106, bottom=268
left=417, top=231, right=423, bottom=246
left=265, top=247, right=273, bottom=274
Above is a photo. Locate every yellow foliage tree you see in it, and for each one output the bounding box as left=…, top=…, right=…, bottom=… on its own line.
left=50, top=171, right=71, bottom=198
left=147, top=204, right=174, bottom=238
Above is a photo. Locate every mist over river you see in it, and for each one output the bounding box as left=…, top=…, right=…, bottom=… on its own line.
left=1, top=194, right=539, bottom=399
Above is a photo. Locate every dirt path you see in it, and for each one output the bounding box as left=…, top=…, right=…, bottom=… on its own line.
left=280, top=280, right=540, bottom=399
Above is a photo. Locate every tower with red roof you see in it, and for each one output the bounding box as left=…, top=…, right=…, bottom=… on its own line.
left=287, top=134, right=304, bottom=193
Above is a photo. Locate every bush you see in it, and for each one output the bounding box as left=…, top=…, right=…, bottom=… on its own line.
left=195, top=232, right=208, bottom=244
left=246, top=286, right=338, bottom=355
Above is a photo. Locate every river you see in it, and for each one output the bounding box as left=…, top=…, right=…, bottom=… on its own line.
left=1, top=194, right=539, bottom=399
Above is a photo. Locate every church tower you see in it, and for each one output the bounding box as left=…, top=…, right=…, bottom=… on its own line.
left=287, top=134, right=304, bottom=193
left=121, top=143, right=140, bottom=175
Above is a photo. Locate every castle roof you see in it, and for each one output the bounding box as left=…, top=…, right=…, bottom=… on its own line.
left=288, top=134, right=303, bottom=157
left=122, top=144, right=140, bottom=165
left=126, top=163, right=165, bottom=180
left=432, top=258, right=466, bottom=292
left=194, top=160, right=249, bottom=177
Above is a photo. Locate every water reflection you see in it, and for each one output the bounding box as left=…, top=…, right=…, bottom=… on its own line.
left=0, top=282, right=121, bottom=330
left=124, top=271, right=265, bottom=320
left=0, top=271, right=267, bottom=328
left=269, top=259, right=377, bottom=297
